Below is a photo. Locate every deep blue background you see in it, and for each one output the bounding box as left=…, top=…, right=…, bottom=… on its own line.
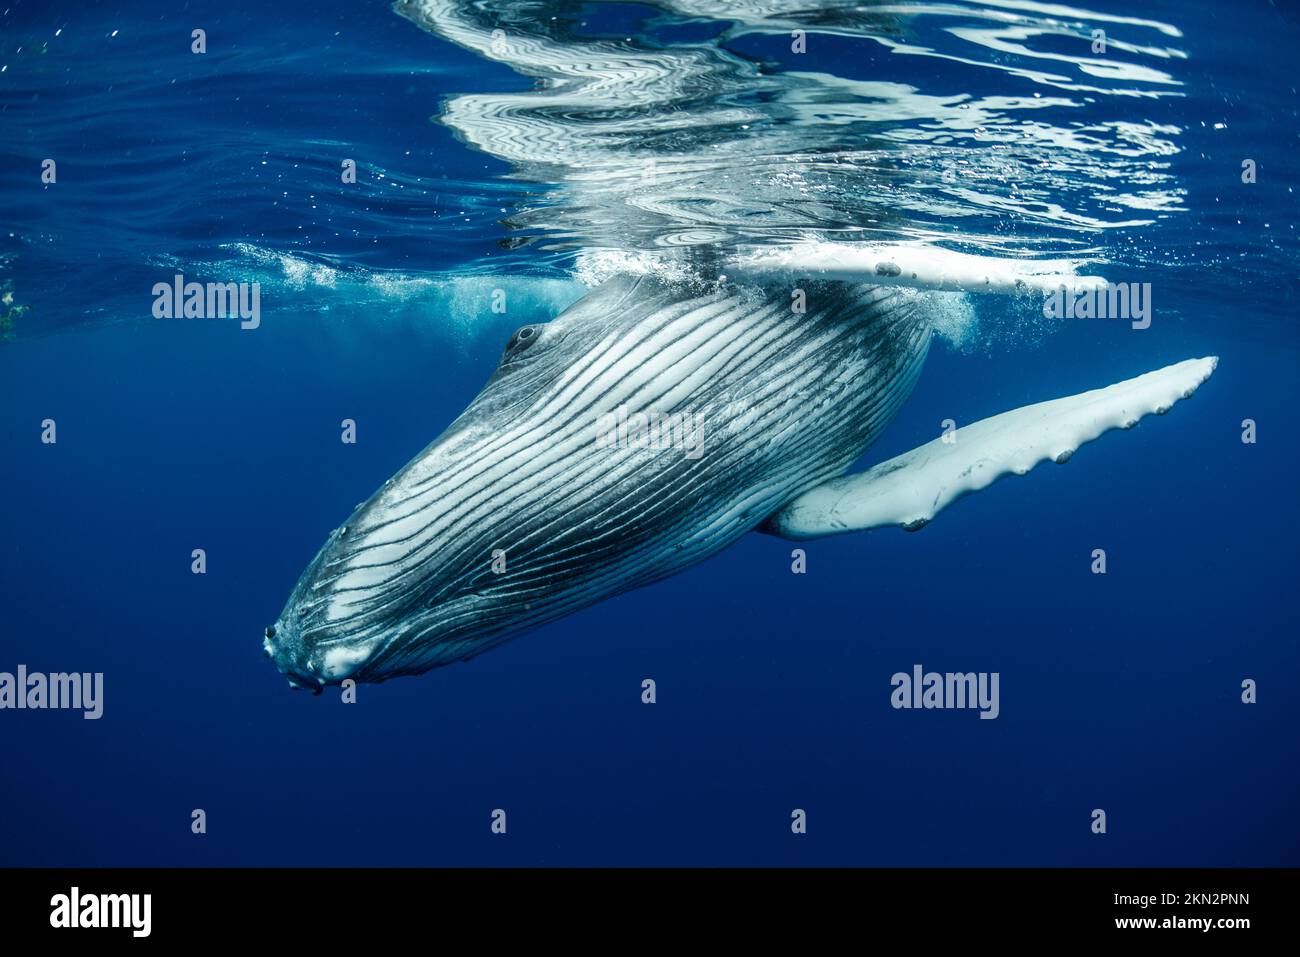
left=1, top=0, right=1297, bottom=865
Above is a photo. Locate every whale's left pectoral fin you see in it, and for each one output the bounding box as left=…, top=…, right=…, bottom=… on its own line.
left=762, top=357, right=1218, bottom=541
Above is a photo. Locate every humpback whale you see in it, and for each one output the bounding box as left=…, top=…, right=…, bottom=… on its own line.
left=264, top=260, right=1215, bottom=691
left=264, top=1, right=1215, bottom=691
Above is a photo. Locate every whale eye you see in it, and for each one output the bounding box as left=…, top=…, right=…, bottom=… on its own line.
left=502, top=323, right=542, bottom=360
left=265, top=625, right=276, bottom=639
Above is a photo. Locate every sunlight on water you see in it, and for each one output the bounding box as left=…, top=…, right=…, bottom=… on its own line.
left=399, top=0, right=1190, bottom=275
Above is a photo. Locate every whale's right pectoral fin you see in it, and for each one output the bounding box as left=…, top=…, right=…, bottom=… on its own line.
left=761, top=357, right=1218, bottom=541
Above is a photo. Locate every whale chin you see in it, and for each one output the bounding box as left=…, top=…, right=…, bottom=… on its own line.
left=263, top=601, right=396, bottom=692
left=262, top=624, right=323, bottom=693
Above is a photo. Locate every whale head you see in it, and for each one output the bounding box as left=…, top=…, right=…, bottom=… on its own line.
left=263, top=276, right=929, bottom=690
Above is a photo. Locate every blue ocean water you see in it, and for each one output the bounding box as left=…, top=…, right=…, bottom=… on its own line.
left=1, top=0, right=1297, bottom=866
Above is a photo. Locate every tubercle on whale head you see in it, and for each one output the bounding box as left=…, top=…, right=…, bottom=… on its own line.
left=262, top=622, right=325, bottom=695
left=262, top=608, right=385, bottom=696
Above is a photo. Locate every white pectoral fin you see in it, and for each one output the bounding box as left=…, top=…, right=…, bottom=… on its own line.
left=763, top=357, right=1218, bottom=541
left=729, top=242, right=1108, bottom=295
